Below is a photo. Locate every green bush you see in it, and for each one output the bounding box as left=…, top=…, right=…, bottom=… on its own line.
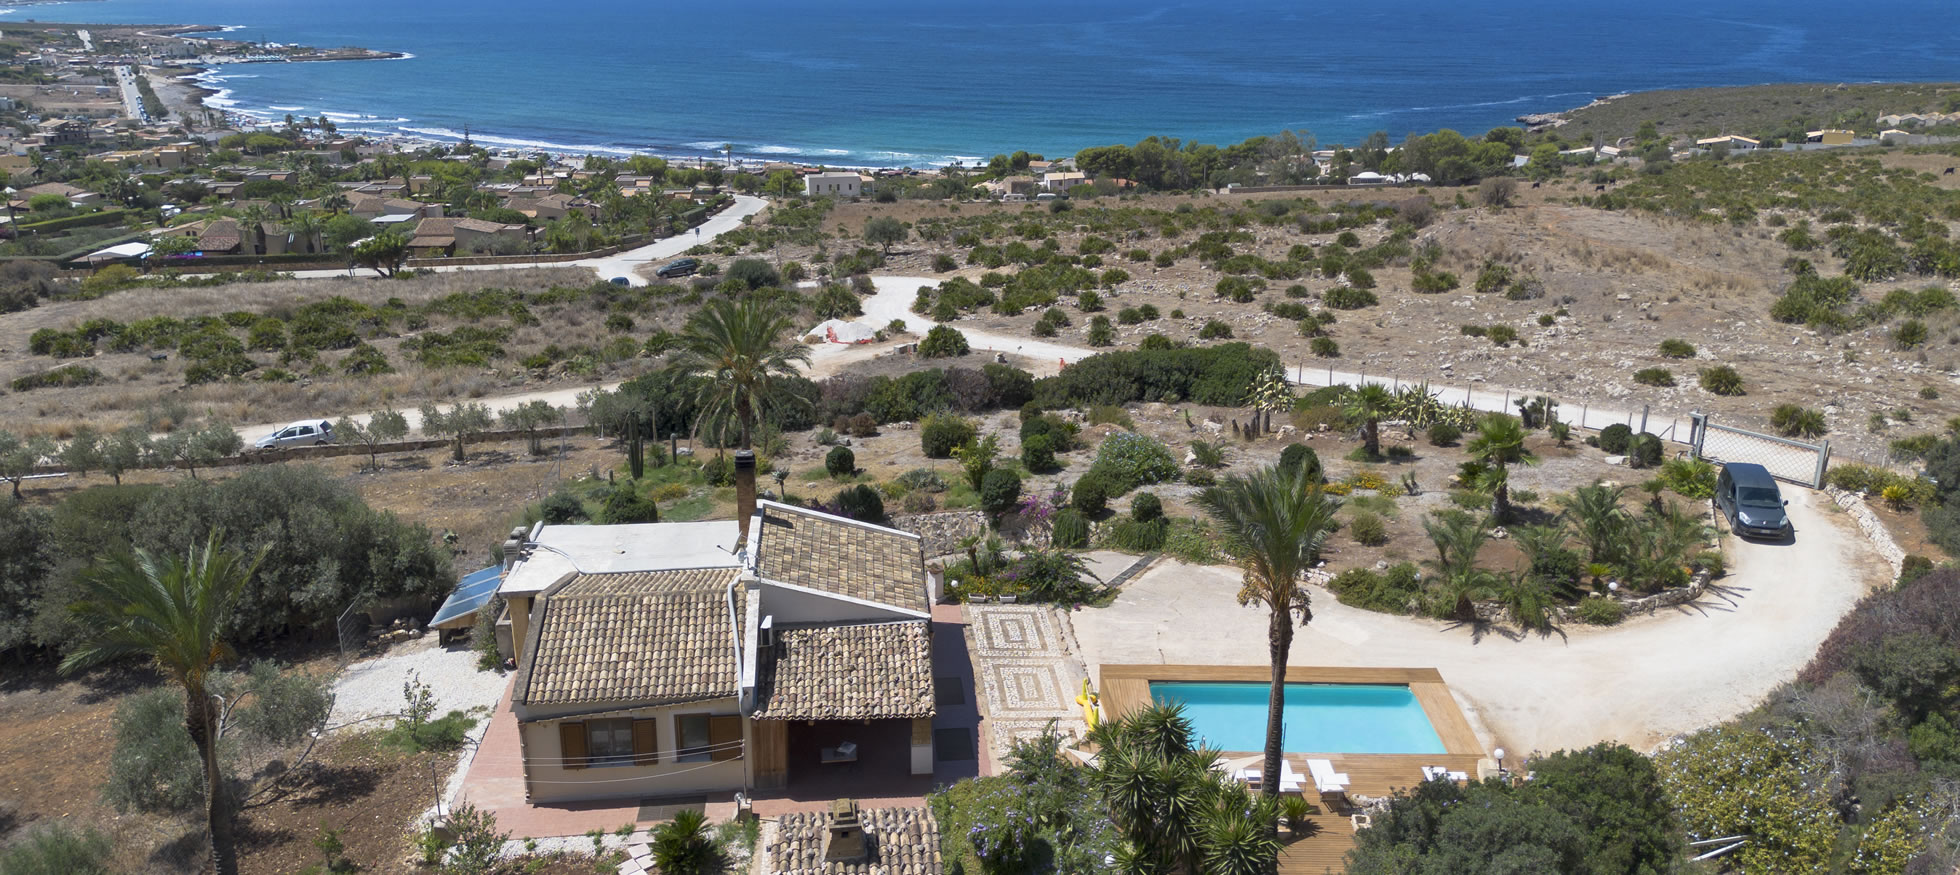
left=1107, top=517, right=1168, bottom=551
left=1323, top=285, right=1378, bottom=309
left=538, top=490, right=587, bottom=524
left=1598, top=424, right=1633, bottom=454
left=1899, top=554, right=1935, bottom=587
left=9, top=364, right=104, bottom=392
left=1627, top=432, right=1663, bottom=469
left=1019, top=413, right=1077, bottom=453
left=1657, top=339, right=1696, bottom=358
left=1577, top=598, right=1625, bottom=626
left=834, top=483, right=885, bottom=522
left=1633, top=367, right=1675, bottom=387
left=920, top=413, right=977, bottom=458
left=1349, top=512, right=1388, bottom=546
left=1030, top=342, right=1281, bottom=409
left=700, top=453, right=734, bottom=487
left=1327, top=562, right=1423, bottom=614
left=1088, top=432, right=1180, bottom=495
left=1278, top=443, right=1323, bottom=483
left=1020, top=434, right=1057, bottom=472
left=1052, top=508, right=1089, bottom=548
left=1183, top=468, right=1216, bottom=487
left=1699, top=365, right=1745, bottom=396
left=1070, top=474, right=1111, bottom=516
left=980, top=468, right=1022, bottom=516
left=1310, top=336, right=1340, bottom=357
left=918, top=324, right=971, bottom=358
left=1658, top=457, right=1717, bottom=499
left=0, top=822, right=115, bottom=875
left=1769, top=403, right=1827, bottom=438
left=1130, top=491, right=1163, bottom=523
left=1486, top=324, right=1520, bottom=346
left=1426, top=422, right=1461, bottom=446
left=600, top=486, right=660, bottom=524
left=825, top=445, right=856, bottom=478
left=1197, top=319, right=1233, bottom=339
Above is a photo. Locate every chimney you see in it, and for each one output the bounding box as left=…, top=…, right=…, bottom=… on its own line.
left=734, top=450, right=758, bottom=547
left=501, top=526, right=527, bottom=570
left=824, top=798, right=867, bottom=863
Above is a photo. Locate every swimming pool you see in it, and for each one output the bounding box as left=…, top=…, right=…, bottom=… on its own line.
left=1150, top=681, right=1446, bottom=755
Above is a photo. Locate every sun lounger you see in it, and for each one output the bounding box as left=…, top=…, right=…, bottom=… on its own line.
left=1306, top=758, right=1350, bottom=810
left=1446, top=770, right=1469, bottom=782
left=1277, top=760, right=1305, bottom=794
left=1421, top=765, right=1448, bottom=781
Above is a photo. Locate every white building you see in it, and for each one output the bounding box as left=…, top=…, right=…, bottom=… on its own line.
left=804, top=171, right=864, bottom=198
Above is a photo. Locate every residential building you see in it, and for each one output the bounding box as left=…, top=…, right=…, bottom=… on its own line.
left=1807, top=129, right=1855, bottom=145
left=34, top=118, right=88, bottom=148
left=1694, top=135, right=1759, bottom=150
left=1041, top=171, right=1088, bottom=192
left=497, top=454, right=938, bottom=803
left=804, top=171, right=863, bottom=198
left=194, top=218, right=244, bottom=255
left=406, top=217, right=527, bottom=255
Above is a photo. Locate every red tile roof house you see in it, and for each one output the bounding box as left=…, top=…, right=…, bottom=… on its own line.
left=495, top=452, right=939, bottom=806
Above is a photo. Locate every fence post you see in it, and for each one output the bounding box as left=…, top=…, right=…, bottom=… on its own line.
left=1503, top=389, right=1510, bottom=412
left=1640, top=405, right=1649, bottom=434
left=1580, top=404, right=1588, bottom=430
left=1814, top=440, right=1832, bottom=489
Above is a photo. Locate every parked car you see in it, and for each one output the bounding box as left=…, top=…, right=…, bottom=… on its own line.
left=654, top=258, right=699, bottom=278
left=255, top=419, right=335, bottom=451
left=609, top=276, right=631, bottom=286
left=1714, top=462, right=1790, bottom=539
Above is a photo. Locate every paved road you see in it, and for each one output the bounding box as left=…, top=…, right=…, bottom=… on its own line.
left=114, top=65, right=146, bottom=122
left=1072, top=486, right=1889, bottom=755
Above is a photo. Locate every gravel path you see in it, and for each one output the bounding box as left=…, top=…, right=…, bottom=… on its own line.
left=329, top=635, right=510, bottom=730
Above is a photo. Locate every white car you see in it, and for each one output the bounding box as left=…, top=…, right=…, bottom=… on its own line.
left=255, top=419, right=335, bottom=450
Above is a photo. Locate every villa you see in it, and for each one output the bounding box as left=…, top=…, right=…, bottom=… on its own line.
left=495, top=452, right=940, bottom=804
left=803, top=171, right=867, bottom=198
left=1694, top=135, right=1759, bottom=150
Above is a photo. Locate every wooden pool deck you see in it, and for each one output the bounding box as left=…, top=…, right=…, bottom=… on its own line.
left=1098, top=665, right=1488, bottom=874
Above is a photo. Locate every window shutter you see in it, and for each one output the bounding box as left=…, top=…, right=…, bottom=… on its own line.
left=631, top=719, right=658, bottom=767
left=708, top=716, right=743, bottom=762
left=558, top=721, right=588, bottom=770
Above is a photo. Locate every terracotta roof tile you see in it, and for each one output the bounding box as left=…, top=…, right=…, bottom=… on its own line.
left=771, top=806, right=943, bottom=875
left=755, top=505, right=927, bottom=613
left=751, top=621, right=934, bottom=721
left=516, top=568, right=742, bottom=707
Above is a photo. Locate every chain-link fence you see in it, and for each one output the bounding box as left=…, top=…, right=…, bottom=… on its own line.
left=1689, top=412, right=1830, bottom=487
left=336, top=599, right=370, bottom=664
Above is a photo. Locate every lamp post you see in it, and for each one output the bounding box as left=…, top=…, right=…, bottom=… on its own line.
left=1494, top=747, right=1507, bottom=778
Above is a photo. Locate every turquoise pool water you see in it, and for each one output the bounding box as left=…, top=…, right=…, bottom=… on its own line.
left=1150, top=682, right=1446, bottom=755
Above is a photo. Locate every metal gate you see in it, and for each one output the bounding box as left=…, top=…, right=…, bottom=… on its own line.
left=1687, top=412, right=1830, bottom=488
left=336, top=598, right=370, bottom=663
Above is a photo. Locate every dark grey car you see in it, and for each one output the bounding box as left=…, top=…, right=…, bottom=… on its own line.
left=1714, top=462, right=1790, bottom=539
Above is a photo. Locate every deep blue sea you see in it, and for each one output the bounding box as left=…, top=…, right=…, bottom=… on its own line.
left=18, top=0, right=1960, bottom=166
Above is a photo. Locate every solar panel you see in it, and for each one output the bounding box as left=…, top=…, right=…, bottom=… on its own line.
left=429, top=565, right=504, bottom=629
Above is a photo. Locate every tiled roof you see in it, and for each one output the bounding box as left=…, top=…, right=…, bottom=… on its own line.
left=770, top=806, right=943, bottom=875
left=751, top=621, right=934, bottom=721
left=754, top=504, right=927, bottom=613
left=515, top=568, right=742, bottom=707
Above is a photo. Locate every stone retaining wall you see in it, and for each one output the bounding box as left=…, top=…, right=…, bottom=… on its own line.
left=1824, top=486, right=1907, bottom=578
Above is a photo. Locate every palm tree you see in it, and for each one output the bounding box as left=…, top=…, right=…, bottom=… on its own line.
left=1343, top=383, right=1393, bottom=458
left=1422, top=511, right=1500, bottom=621
left=59, top=534, right=265, bottom=875
left=1556, top=482, right=1631, bottom=566
left=1466, top=413, right=1535, bottom=521
left=668, top=297, right=811, bottom=450
left=1197, top=464, right=1341, bottom=796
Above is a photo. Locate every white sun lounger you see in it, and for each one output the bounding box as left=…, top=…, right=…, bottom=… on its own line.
left=1232, top=761, right=1306, bottom=793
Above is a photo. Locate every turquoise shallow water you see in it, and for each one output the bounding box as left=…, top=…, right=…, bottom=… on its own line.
left=23, top=0, right=1960, bottom=166
left=1151, top=681, right=1446, bottom=755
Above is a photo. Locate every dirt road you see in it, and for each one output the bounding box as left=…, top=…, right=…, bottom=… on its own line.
left=1070, top=487, right=1887, bottom=755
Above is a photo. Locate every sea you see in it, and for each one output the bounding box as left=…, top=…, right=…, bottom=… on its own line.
left=15, top=0, right=1960, bottom=167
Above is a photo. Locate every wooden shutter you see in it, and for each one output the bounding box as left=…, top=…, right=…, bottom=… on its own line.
left=558, top=721, right=588, bottom=770
left=708, top=716, right=743, bottom=762
left=631, top=719, right=658, bottom=767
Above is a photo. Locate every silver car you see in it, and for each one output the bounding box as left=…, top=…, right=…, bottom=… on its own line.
left=255, top=419, right=335, bottom=450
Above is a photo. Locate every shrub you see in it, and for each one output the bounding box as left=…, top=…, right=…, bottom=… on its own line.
left=1486, top=324, right=1520, bottom=346
left=1197, top=319, right=1233, bottom=339
left=1323, top=285, right=1378, bottom=309
left=600, top=486, right=660, bottom=524
left=1326, top=562, right=1423, bottom=614
left=1086, top=316, right=1114, bottom=346
left=1426, top=422, right=1461, bottom=446
left=834, top=483, right=885, bottom=522
left=1107, top=517, right=1169, bottom=551
left=1130, top=491, right=1163, bottom=523
left=1769, top=404, right=1827, bottom=438
left=1183, top=468, right=1216, bottom=487
left=1087, top=404, right=1135, bottom=429
left=1310, top=336, right=1340, bottom=357
left=1699, top=365, right=1745, bottom=396
left=1895, top=319, right=1929, bottom=350
left=9, top=364, right=104, bottom=392
left=1577, top=597, right=1625, bottom=626
left=1278, top=443, right=1323, bottom=483
left=1658, top=339, right=1696, bottom=358
left=918, top=324, right=971, bottom=357
left=920, top=413, right=976, bottom=458
left=1052, top=508, right=1089, bottom=548
left=1349, top=512, right=1388, bottom=546
left=1659, top=457, right=1717, bottom=498
left=1633, top=367, right=1675, bottom=387
left=0, top=822, right=114, bottom=875
left=980, top=468, right=1023, bottom=517
left=1598, top=424, right=1633, bottom=454
left=1071, top=474, right=1111, bottom=516
left=1020, top=434, right=1057, bottom=472
left=825, top=445, right=856, bottom=478
left=1627, top=433, right=1663, bottom=469
left=1899, top=554, right=1935, bottom=586
left=1088, top=432, right=1179, bottom=494
left=538, top=490, right=587, bottom=524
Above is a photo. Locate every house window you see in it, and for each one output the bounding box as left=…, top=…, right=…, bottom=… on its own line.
left=586, top=718, right=635, bottom=767
left=676, top=714, right=712, bottom=762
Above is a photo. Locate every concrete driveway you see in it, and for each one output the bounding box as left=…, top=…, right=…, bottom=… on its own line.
left=1068, top=487, right=1888, bottom=756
